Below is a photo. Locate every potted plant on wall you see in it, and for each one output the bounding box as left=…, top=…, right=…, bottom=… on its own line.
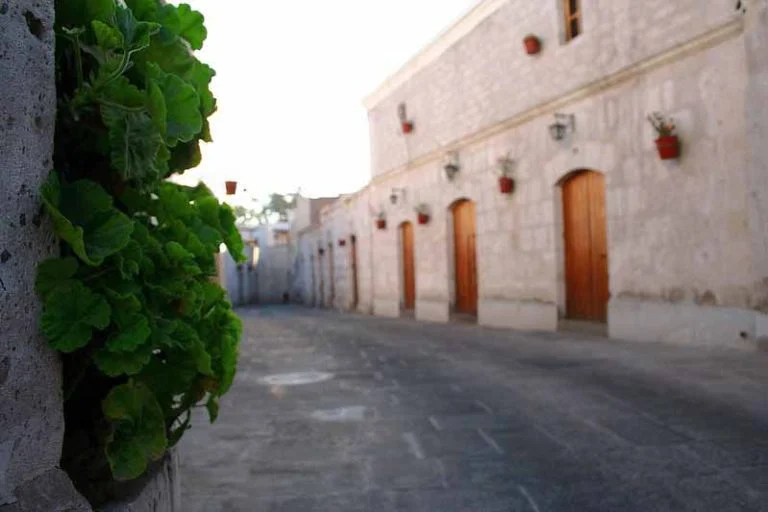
left=496, top=154, right=516, bottom=194
left=338, top=238, right=346, bottom=247
left=415, top=203, right=430, bottom=225
left=647, top=112, right=680, bottom=160
left=375, top=211, right=387, bottom=230
left=225, top=180, right=237, bottom=195
left=523, top=34, right=541, bottom=55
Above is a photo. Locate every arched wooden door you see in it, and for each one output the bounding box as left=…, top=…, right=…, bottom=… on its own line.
left=328, top=244, right=335, bottom=305
left=562, top=170, right=609, bottom=322
left=400, top=222, right=416, bottom=311
left=350, top=235, right=359, bottom=309
left=453, top=200, right=478, bottom=315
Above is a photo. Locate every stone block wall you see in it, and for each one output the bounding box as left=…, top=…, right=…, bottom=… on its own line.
left=0, top=0, right=90, bottom=508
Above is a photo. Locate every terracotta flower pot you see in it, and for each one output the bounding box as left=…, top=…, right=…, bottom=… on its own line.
left=417, top=213, right=430, bottom=225
left=402, top=121, right=414, bottom=134
left=655, top=135, right=680, bottom=160
left=375, top=219, right=386, bottom=230
left=499, top=176, right=515, bottom=194
left=225, top=181, right=237, bottom=195
left=523, top=35, right=541, bottom=55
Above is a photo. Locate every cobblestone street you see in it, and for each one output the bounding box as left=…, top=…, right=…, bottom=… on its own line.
left=180, top=306, right=768, bottom=511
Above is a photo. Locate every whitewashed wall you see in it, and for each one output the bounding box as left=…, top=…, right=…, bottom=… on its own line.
left=291, top=0, right=768, bottom=349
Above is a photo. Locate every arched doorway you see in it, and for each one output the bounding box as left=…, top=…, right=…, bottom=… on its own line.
left=350, top=235, right=359, bottom=310
left=452, top=199, right=478, bottom=315
left=400, top=222, right=416, bottom=311
left=562, top=170, right=609, bottom=322
left=328, top=243, right=335, bottom=306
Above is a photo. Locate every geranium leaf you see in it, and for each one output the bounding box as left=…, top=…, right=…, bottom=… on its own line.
left=103, top=381, right=167, bottom=480
left=175, top=4, right=206, bottom=50
left=41, top=174, right=134, bottom=266
left=40, top=281, right=111, bottom=353
left=35, top=257, right=78, bottom=298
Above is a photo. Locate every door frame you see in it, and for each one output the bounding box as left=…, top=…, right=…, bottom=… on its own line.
left=554, top=168, right=609, bottom=322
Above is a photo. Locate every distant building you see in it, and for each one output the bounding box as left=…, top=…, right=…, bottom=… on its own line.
left=290, top=1, right=768, bottom=349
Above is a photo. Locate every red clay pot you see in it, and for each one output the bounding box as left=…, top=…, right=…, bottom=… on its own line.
left=417, top=213, right=430, bottom=225
left=376, top=219, right=386, bottom=230
left=499, top=176, right=515, bottom=194
left=225, top=181, right=237, bottom=195
left=402, top=121, right=414, bottom=134
left=338, top=239, right=346, bottom=247
left=655, top=135, right=680, bottom=160
left=524, top=35, right=541, bottom=55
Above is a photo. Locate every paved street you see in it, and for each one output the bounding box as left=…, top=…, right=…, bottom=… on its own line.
left=180, top=306, right=768, bottom=511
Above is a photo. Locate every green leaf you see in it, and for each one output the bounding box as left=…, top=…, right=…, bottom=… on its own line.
left=103, top=381, right=167, bottom=481
left=100, top=75, right=146, bottom=109
left=92, top=20, right=124, bottom=50
left=41, top=174, right=134, bottom=266
left=146, top=80, right=167, bottom=135
left=105, top=314, right=151, bottom=352
left=94, top=344, right=153, bottom=377
left=205, top=396, right=219, bottom=423
left=35, top=257, right=79, bottom=298
left=146, top=65, right=202, bottom=145
left=175, top=4, right=206, bottom=50
left=102, top=107, right=164, bottom=183
left=56, top=0, right=115, bottom=27
left=41, top=281, right=111, bottom=353
left=114, top=5, right=160, bottom=51
left=168, top=140, right=202, bottom=175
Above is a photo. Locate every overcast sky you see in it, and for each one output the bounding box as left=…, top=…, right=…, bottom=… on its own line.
left=171, top=1, right=478, bottom=206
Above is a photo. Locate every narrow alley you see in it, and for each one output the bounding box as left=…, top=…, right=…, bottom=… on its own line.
left=180, top=307, right=768, bottom=512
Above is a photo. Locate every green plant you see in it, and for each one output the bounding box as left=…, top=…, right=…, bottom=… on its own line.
left=38, top=0, right=245, bottom=504
left=647, top=112, right=677, bottom=138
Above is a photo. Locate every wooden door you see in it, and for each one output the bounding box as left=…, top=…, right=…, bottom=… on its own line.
left=563, top=170, right=609, bottom=322
left=310, top=254, right=316, bottom=306
left=328, top=244, right=335, bottom=304
left=317, top=250, right=324, bottom=307
left=401, top=222, right=416, bottom=310
left=350, top=235, right=359, bottom=309
left=453, top=200, right=478, bottom=315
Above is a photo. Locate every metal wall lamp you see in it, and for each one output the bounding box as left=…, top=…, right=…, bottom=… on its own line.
left=390, top=187, right=406, bottom=205
left=443, top=152, right=461, bottom=181
left=549, top=113, right=575, bottom=141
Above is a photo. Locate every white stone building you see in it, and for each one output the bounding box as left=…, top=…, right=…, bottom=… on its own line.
left=292, top=0, right=768, bottom=349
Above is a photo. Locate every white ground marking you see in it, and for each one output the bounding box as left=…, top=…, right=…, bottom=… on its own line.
left=310, top=406, right=367, bottom=422
left=518, top=485, right=542, bottom=512
left=474, top=400, right=494, bottom=414
left=477, top=428, right=504, bottom=454
left=402, top=432, right=425, bottom=460
left=257, top=372, right=333, bottom=386
left=428, top=416, right=443, bottom=431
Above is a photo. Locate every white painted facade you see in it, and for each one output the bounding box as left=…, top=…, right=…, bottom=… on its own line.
left=292, top=0, right=768, bottom=349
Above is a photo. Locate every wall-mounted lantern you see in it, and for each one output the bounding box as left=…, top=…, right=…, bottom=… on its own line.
left=548, top=113, right=575, bottom=142
left=389, top=187, right=406, bottom=205
left=398, top=103, right=414, bottom=134
left=442, top=151, right=460, bottom=181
